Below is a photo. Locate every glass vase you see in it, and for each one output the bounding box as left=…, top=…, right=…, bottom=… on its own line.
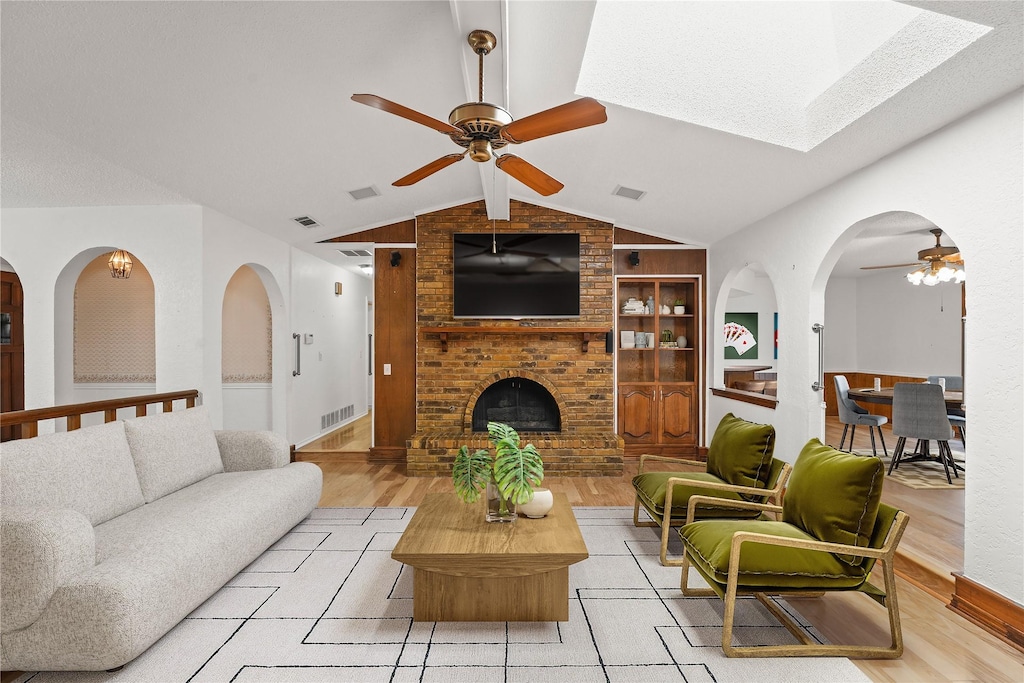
left=485, top=479, right=517, bottom=523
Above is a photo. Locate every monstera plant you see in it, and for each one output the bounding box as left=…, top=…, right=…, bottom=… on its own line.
left=452, top=421, right=544, bottom=522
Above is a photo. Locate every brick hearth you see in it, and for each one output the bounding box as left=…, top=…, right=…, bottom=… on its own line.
left=408, top=200, right=623, bottom=477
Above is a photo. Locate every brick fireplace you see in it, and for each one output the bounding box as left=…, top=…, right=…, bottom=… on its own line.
left=406, top=200, right=624, bottom=477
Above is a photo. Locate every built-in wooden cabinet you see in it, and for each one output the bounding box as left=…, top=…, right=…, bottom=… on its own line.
left=616, top=277, right=700, bottom=455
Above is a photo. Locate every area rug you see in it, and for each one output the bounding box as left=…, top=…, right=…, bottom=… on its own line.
left=15, top=507, right=869, bottom=682
left=853, top=450, right=966, bottom=490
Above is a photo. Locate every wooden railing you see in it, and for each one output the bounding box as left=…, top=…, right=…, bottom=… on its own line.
left=0, top=390, right=199, bottom=440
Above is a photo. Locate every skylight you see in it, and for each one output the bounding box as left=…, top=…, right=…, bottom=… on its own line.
left=577, top=1, right=992, bottom=151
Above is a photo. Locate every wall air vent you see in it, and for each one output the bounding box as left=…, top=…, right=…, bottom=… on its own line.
left=348, top=186, right=381, bottom=201
left=612, top=185, right=646, bottom=201
left=293, top=216, right=321, bottom=229
left=338, top=249, right=372, bottom=257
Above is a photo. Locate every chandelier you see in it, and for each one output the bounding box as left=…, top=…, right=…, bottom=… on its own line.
left=107, top=250, right=133, bottom=279
left=906, top=260, right=965, bottom=286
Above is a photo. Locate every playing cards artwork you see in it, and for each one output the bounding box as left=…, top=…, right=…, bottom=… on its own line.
left=724, top=312, right=758, bottom=359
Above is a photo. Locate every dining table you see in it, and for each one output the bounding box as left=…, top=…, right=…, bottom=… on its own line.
left=847, top=386, right=965, bottom=410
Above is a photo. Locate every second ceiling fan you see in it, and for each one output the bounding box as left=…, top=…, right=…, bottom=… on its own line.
left=352, top=29, right=607, bottom=196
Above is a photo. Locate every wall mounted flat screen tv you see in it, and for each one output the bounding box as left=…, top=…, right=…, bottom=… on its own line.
left=453, top=233, right=580, bottom=319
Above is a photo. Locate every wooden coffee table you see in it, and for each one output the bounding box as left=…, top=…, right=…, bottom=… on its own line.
left=391, top=492, right=588, bottom=621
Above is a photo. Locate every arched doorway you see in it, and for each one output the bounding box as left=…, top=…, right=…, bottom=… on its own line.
left=817, top=210, right=966, bottom=586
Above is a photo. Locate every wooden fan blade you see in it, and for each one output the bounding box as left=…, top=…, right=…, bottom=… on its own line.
left=352, top=94, right=463, bottom=135
left=500, top=97, right=607, bottom=144
left=495, top=154, right=564, bottom=196
left=860, top=263, right=923, bottom=270
left=393, top=153, right=465, bottom=187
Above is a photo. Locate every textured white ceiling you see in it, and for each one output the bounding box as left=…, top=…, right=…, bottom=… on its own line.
left=1, top=0, right=1021, bottom=275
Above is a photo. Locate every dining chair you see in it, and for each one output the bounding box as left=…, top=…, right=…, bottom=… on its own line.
left=834, top=375, right=888, bottom=457
left=678, top=439, right=909, bottom=658
left=927, top=374, right=967, bottom=443
left=889, top=382, right=960, bottom=484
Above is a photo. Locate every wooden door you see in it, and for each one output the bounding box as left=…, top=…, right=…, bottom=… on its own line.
left=618, top=384, right=657, bottom=444
left=1, top=271, right=25, bottom=441
left=659, top=384, right=696, bottom=444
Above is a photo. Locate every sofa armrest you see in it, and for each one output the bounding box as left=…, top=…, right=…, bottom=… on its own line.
left=1, top=507, right=95, bottom=633
left=214, top=430, right=290, bottom=472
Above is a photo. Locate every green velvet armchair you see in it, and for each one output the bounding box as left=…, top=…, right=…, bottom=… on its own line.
left=678, top=439, right=910, bottom=658
left=632, top=413, right=791, bottom=566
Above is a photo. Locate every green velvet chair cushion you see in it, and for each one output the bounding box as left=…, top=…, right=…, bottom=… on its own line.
left=679, top=519, right=870, bottom=590
left=705, top=413, right=775, bottom=493
left=632, top=472, right=764, bottom=521
left=782, top=439, right=884, bottom=566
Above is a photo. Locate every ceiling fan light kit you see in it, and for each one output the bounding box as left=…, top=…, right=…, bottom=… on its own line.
left=352, top=29, right=607, bottom=196
left=905, top=229, right=965, bottom=286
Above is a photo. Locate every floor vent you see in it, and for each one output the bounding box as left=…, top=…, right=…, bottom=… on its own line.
left=321, top=405, right=356, bottom=431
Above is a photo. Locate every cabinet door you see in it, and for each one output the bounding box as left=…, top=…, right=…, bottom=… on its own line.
left=618, top=384, right=657, bottom=444
left=659, top=384, right=696, bottom=444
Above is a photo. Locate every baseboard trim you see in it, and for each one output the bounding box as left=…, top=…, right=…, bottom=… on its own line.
left=368, top=446, right=407, bottom=463
left=948, top=572, right=1024, bottom=653
left=892, top=550, right=954, bottom=603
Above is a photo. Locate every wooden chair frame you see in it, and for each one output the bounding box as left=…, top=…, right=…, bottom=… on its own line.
left=632, top=454, right=791, bottom=566
left=680, top=499, right=910, bottom=659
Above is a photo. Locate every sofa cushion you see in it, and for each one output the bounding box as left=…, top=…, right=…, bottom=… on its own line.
left=680, top=518, right=869, bottom=589
left=123, top=406, right=224, bottom=503
left=782, top=439, right=884, bottom=566
left=705, top=413, right=775, bottom=491
left=632, top=471, right=764, bottom=521
left=0, top=421, right=144, bottom=525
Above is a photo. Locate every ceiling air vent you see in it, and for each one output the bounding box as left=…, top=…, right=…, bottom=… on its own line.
left=348, top=186, right=381, bottom=201
left=338, top=249, right=372, bottom=257
left=293, top=216, right=321, bottom=229
left=612, top=185, right=646, bottom=201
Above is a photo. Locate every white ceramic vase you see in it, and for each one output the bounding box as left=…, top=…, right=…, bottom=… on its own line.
left=519, top=488, right=554, bottom=518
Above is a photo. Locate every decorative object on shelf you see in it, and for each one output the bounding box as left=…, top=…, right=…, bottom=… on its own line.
left=635, top=331, right=648, bottom=348
left=646, top=296, right=655, bottom=313
left=660, top=304, right=671, bottom=314
left=621, top=297, right=645, bottom=314
left=452, top=421, right=544, bottom=523
left=107, top=249, right=133, bottom=279
left=674, top=298, right=685, bottom=314
left=662, top=329, right=674, bottom=343
left=677, top=335, right=687, bottom=348
left=620, top=330, right=636, bottom=349
left=518, top=487, right=554, bottom=518
left=646, top=332, right=656, bottom=348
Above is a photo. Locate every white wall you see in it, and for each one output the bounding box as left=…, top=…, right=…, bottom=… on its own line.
left=825, top=270, right=962, bottom=376
left=288, top=248, right=373, bottom=447
left=707, top=90, right=1023, bottom=603
left=0, top=205, right=205, bottom=429
left=0, top=203, right=373, bottom=448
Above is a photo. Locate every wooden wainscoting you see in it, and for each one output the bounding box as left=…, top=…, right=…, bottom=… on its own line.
left=825, top=371, right=926, bottom=420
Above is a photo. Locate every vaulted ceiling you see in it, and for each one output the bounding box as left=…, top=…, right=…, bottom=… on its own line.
left=2, top=1, right=1021, bottom=276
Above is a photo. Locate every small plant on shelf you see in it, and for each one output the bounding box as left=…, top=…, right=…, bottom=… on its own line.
left=452, top=421, right=544, bottom=522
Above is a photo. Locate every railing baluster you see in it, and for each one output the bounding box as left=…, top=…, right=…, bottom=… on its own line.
left=104, top=409, right=117, bottom=423
left=67, top=414, right=81, bottom=431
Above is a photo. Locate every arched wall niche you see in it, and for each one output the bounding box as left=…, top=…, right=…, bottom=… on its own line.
left=712, top=262, right=779, bottom=392
left=221, top=264, right=274, bottom=430
left=55, top=247, right=156, bottom=428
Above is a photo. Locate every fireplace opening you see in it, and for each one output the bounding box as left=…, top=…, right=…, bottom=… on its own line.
left=471, top=378, right=561, bottom=432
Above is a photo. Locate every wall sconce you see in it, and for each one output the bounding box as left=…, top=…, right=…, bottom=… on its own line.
left=390, top=251, right=402, bottom=267
left=334, top=282, right=343, bottom=296
left=628, top=251, right=640, bottom=266
left=107, top=250, right=133, bottom=279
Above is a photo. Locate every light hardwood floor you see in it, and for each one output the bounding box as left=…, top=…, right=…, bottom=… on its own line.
left=296, top=413, right=1023, bottom=683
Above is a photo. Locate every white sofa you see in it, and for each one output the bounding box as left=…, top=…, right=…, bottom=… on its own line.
left=0, top=406, right=322, bottom=672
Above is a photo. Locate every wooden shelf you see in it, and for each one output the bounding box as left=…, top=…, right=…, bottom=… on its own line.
left=421, top=326, right=609, bottom=353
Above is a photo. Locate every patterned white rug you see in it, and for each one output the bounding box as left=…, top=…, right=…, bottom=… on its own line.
left=17, top=507, right=868, bottom=682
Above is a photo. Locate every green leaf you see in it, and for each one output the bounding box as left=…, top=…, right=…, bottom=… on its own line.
left=493, top=441, right=544, bottom=505
left=451, top=445, right=492, bottom=503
